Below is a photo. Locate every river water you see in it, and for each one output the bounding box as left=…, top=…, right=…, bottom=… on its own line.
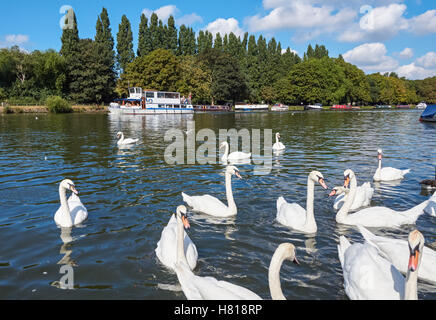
left=0, top=109, right=435, bottom=299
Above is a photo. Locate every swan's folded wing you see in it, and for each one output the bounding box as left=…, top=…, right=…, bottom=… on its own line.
left=188, top=195, right=230, bottom=215
left=276, top=202, right=306, bottom=228
left=67, top=196, right=88, bottom=224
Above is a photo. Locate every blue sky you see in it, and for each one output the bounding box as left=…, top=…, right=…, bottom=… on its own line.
left=1, top=0, right=435, bottom=79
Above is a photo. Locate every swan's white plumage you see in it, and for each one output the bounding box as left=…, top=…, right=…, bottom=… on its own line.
left=358, top=225, right=436, bottom=283
left=272, top=133, right=285, bottom=151
left=54, top=190, right=88, bottom=228
left=155, top=214, right=198, bottom=271
left=116, top=131, right=139, bottom=145
left=220, top=142, right=251, bottom=161
left=373, top=149, right=410, bottom=181
left=338, top=235, right=405, bottom=300
left=333, top=182, right=374, bottom=211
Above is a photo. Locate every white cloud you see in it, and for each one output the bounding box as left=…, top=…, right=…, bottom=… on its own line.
left=4, top=34, right=29, bottom=45
left=281, top=47, right=298, bottom=55
left=396, top=63, right=436, bottom=80
left=205, top=18, right=244, bottom=37
left=343, top=42, right=398, bottom=72
left=409, top=10, right=436, bottom=35
left=142, top=5, right=179, bottom=22
left=397, top=47, right=414, bottom=59
left=415, top=52, right=436, bottom=69
left=246, top=1, right=356, bottom=36
left=177, top=13, right=203, bottom=26
left=338, top=4, right=408, bottom=42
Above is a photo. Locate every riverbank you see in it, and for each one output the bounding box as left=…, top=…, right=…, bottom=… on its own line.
left=1, top=105, right=108, bottom=114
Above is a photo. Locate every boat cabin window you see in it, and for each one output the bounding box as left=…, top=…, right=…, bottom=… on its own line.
left=165, top=93, right=179, bottom=99
left=129, top=88, right=135, bottom=94
left=174, top=105, right=180, bottom=108
left=135, top=88, right=142, bottom=94
left=145, top=92, right=154, bottom=98
left=157, top=92, right=165, bottom=98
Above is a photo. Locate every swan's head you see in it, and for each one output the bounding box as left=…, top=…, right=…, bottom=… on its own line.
left=328, top=186, right=349, bottom=197
left=343, top=169, right=355, bottom=188
left=176, top=205, right=190, bottom=230
left=116, top=131, right=123, bottom=139
left=309, top=171, right=328, bottom=189
left=226, top=166, right=242, bottom=179
left=219, top=141, right=228, bottom=149
left=276, top=132, right=281, bottom=139
left=408, top=230, right=424, bottom=272
left=377, top=148, right=383, bottom=160
left=277, top=243, right=299, bottom=265
left=60, top=179, right=79, bottom=195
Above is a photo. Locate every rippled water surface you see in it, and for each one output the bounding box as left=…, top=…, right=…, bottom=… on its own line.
left=1, top=110, right=435, bottom=300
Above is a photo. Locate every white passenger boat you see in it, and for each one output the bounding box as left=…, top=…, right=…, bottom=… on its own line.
left=109, top=87, right=194, bottom=115
left=304, top=103, right=323, bottom=110
left=235, top=103, right=269, bottom=112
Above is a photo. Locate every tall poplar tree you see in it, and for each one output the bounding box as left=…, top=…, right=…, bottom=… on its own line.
left=116, top=15, right=134, bottom=73
left=137, top=14, right=150, bottom=57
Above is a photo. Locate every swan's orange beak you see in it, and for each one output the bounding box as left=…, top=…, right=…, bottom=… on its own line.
left=235, top=171, right=242, bottom=179
left=70, top=185, right=79, bottom=195
left=408, top=249, right=419, bottom=272
left=318, top=178, right=328, bottom=189
left=344, top=176, right=350, bottom=188
left=293, top=256, right=300, bottom=265
left=378, top=153, right=382, bottom=160
left=329, top=189, right=337, bottom=197
left=182, top=214, right=190, bottom=230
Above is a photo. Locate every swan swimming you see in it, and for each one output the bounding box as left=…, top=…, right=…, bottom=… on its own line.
left=220, top=141, right=251, bottom=162
left=54, top=179, right=88, bottom=228
left=272, top=133, right=285, bottom=151
left=329, top=172, right=373, bottom=211
left=116, top=131, right=139, bottom=145
left=276, top=170, right=328, bottom=234
left=173, top=207, right=300, bottom=300
left=358, top=225, right=436, bottom=284
left=338, top=229, right=424, bottom=300
left=334, top=169, right=429, bottom=228
left=182, top=166, right=241, bottom=217
left=155, top=205, right=198, bottom=271
left=373, top=149, right=410, bottom=182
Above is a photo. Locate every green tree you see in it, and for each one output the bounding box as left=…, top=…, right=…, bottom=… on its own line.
left=116, top=15, right=134, bottom=73
left=137, top=14, right=150, bottom=56
left=166, top=15, right=178, bottom=54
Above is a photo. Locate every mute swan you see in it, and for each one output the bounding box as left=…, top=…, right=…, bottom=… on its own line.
left=174, top=210, right=299, bottom=300
left=335, top=169, right=429, bottom=228
left=116, top=131, right=139, bottom=145
left=182, top=166, right=241, bottom=217
left=155, top=205, right=198, bottom=271
left=358, top=225, right=436, bottom=284
left=420, top=168, right=436, bottom=190
left=373, top=149, right=410, bottom=181
left=54, top=179, right=88, bottom=228
left=220, top=141, right=251, bottom=162
left=330, top=175, right=373, bottom=211
left=337, top=229, right=424, bottom=300
left=272, top=133, right=285, bottom=151
left=276, top=171, right=328, bottom=234
left=424, top=191, right=436, bottom=216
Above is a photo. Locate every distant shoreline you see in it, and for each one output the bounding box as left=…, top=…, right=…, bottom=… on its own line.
left=1, top=105, right=108, bottom=114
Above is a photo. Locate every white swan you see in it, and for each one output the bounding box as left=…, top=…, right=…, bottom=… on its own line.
left=155, top=205, right=198, bottom=271
left=335, top=169, right=429, bottom=228
left=337, top=229, right=424, bottom=300
left=182, top=166, right=241, bottom=217
left=424, top=191, right=436, bottom=216
left=220, top=141, right=251, bottom=162
left=276, top=171, right=328, bottom=234
left=174, top=212, right=299, bottom=300
left=358, top=225, right=436, bottom=284
left=330, top=175, right=373, bottom=211
left=116, top=131, right=139, bottom=145
left=373, top=149, right=410, bottom=181
left=272, top=133, right=285, bottom=151
left=54, top=179, right=88, bottom=228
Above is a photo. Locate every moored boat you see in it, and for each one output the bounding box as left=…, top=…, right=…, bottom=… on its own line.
left=419, top=104, right=436, bottom=122
left=271, top=103, right=289, bottom=111
left=374, top=105, right=392, bottom=109
left=331, top=104, right=352, bottom=110
left=109, top=87, right=194, bottom=115
left=194, top=105, right=233, bottom=112
left=304, top=103, right=323, bottom=110
left=416, top=101, right=427, bottom=109
left=235, top=103, right=269, bottom=112
left=396, top=105, right=411, bottom=109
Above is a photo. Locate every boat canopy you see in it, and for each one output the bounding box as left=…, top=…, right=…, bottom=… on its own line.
left=114, top=98, right=142, bottom=102
left=421, top=105, right=436, bottom=118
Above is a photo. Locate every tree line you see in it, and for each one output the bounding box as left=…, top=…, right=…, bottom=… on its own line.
left=0, top=7, right=435, bottom=106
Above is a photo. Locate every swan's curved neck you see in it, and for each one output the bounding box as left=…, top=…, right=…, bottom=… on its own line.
left=378, top=157, right=382, bottom=170
left=269, top=246, right=293, bottom=300
left=59, top=186, right=73, bottom=226
left=405, top=268, right=418, bottom=300
left=275, top=135, right=279, bottom=144
left=118, top=133, right=124, bottom=143
left=305, top=177, right=316, bottom=229
left=222, top=143, right=229, bottom=160
left=336, top=175, right=357, bottom=223
left=225, top=172, right=237, bottom=214
left=176, top=212, right=188, bottom=266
